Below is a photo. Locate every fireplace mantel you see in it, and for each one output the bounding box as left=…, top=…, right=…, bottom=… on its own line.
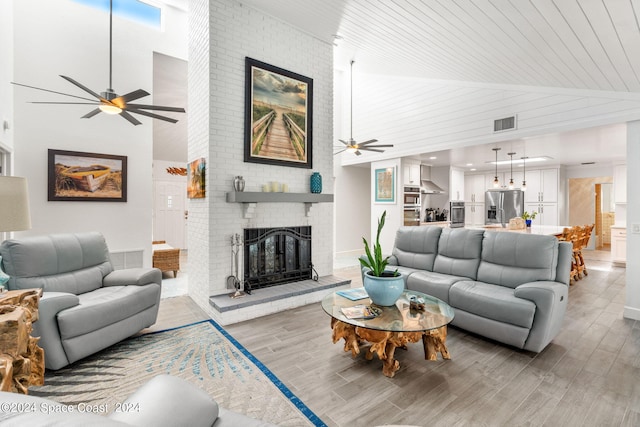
left=226, top=192, right=333, bottom=218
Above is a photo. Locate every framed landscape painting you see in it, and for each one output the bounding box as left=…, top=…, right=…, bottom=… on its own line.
left=48, top=149, right=127, bottom=202
left=375, top=167, right=395, bottom=204
left=187, top=158, right=206, bottom=199
left=244, top=57, right=313, bottom=169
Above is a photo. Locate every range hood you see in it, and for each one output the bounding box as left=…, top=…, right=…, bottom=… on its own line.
left=420, top=180, right=445, bottom=193
left=420, top=164, right=445, bottom=193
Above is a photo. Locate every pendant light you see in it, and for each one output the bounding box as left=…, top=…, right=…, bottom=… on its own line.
left=521, top=156, right=528, bottom=191
left=492, top=148, right=501, bottom=188
left=508, top=152, right=515, bottom=189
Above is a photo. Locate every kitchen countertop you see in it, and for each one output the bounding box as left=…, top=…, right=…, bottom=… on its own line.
left=420, top=221, right=451, bottom=226
left=468, top=224, right=570, bottom=236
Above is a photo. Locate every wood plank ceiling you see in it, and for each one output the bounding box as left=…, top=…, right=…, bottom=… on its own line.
left=241, top=0, right=640, bottom=92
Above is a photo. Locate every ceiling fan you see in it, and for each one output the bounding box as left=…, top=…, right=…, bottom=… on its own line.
left=11, top=0, right=185, bottom=126
left=334, top=60, right=393, bottom=156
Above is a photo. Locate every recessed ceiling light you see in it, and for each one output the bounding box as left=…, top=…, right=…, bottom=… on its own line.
left=429, top=156, right=437, bottom=160
left=466, top=163, right=473, bottom=166
left=470, top=168, right=477, bottom=171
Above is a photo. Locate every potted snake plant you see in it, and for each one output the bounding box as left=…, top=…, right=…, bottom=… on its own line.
left=359, top=210, right=404, bottom=306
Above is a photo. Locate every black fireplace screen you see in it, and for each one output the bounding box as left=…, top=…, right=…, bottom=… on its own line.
left=243, top=226, right=312, bottom=292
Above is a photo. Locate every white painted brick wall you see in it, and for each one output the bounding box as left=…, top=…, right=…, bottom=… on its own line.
left=188, top=0, right=334, bottom=314
left=187, top=0, right=211, bottom=306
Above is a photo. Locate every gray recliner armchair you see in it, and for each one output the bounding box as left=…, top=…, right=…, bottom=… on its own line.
left=0, top=232, right=162, bottom=370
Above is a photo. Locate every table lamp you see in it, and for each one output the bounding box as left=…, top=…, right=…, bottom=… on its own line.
left=0, top=176, right=32, bottom=292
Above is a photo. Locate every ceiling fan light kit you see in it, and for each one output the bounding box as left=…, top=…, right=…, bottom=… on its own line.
left=11, top=0, right=184, bottom=125
left=335, top=60, right=392, bottom=156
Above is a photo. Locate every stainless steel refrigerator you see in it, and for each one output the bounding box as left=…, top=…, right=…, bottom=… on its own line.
left=485, top=190, right=524, bottom=226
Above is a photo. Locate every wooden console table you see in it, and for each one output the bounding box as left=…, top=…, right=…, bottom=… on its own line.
left=0, top=289, right=45, bottom=394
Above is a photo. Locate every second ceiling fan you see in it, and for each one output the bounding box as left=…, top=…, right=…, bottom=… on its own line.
left=11, top=0, right=185, bottom=125
left=335, top=60, right=393, bottom=156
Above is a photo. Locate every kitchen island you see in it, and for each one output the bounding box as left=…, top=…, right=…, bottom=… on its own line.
left=472, top=224, right=569, bottom=236
left=420, top=221, right=450, bottom=227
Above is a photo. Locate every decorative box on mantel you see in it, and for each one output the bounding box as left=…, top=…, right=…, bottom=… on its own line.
left=226, top=192, right=333, bottom=218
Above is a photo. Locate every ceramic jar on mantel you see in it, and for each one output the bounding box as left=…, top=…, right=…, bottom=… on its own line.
left=233, top=176, right=245, bottom=192
left=310, top=172, right=322, bottom=194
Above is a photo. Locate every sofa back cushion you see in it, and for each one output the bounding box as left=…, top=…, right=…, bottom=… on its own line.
left=391, top=226, right=443, bottom=271
left=477, top=232, right=559, bottom=288
left=433, top=228, right=484, bottom=280
left=0, top=232, right=113, bottom=294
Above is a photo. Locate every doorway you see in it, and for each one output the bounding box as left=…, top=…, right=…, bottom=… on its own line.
left=568, top=176, right=613, bottom=251
left=594, top=183, right=614, bottom=250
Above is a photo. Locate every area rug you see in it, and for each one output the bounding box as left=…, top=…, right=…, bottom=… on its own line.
left=30, top=320, right=324, bottom=427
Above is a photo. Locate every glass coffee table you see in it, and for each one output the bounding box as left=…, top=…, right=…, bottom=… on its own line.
left=321, top=288, right=455, bottom=377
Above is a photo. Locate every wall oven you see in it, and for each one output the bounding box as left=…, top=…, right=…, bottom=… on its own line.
left=403, top=186, right=421, bottom=226
left=450, top=201, right=465, bottom=228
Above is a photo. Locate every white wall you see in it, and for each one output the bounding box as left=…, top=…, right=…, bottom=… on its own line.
left=11, top=0, right=187, bottom=261
left=0, top=0, right=14, bottom=158
left=341, top=74, right=640, bottom=166
left=333, top=165, right=370, bottom=256
left=188, top=0, right=334, bottom=308
left=625, top=122, right=640, bottom=321
left=370, top=158, right=402, bottom=255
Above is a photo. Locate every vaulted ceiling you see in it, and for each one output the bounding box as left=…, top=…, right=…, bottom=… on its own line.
left=242, top=0, right=640, bottom=92
left=239, top=0, right=636, bottom=167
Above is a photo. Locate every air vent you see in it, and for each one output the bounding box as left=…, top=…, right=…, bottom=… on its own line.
left=581, top=162, right=595, bottom=165
left=494, top=116, right=517, bottom=132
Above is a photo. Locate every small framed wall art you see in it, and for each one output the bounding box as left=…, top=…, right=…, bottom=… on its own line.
left=374, top=167, right=395, bottom=204
left=48, top=149, right=127, bottom=202
left=187, top=158, right=206, bottom=199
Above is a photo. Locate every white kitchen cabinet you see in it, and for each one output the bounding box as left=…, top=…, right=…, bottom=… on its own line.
left=464, top=174, right=486, bottom=203
left=465, top=203, right=485, bottom=226
left=524, top=169, right=558, bottom=203
left=613, top=164, right=627, bottom=204
left=525, top=202, right=558, bottom=226
left=611, top=227, right=626, bottom=265
left=450, top=168, right=465, bottom=201
left=403, top=159, right=421, bottom=186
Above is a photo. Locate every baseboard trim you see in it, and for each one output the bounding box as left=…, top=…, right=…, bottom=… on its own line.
left=623, top=305, right=640, bottom=321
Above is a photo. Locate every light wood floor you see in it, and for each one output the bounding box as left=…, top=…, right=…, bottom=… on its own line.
left=152, top=251, right=640, bottom=427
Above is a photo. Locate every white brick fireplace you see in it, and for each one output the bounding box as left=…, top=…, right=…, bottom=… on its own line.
left=187, top=0, right=339, bottom=324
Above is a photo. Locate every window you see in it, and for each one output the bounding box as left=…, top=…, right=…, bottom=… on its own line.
left=72, top=0, right=161, bottom=28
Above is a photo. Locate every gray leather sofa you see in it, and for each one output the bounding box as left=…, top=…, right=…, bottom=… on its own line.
left=0, top=374, right=277, bottom=426
left=0, top=232, right=162, bottom=370
left=367, top=226, right=571, bottom=352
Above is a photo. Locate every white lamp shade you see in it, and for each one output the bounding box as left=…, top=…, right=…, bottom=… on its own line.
left=0, top=176, right=32, bottom=232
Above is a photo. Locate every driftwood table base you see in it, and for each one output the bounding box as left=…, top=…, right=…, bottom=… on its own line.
left=331, top=318, right=450, bottom=377
left=0, top=289, right=45, bottom=394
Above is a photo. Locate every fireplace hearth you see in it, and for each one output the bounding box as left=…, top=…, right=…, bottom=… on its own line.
left=243, top=226, right=313, bottom=293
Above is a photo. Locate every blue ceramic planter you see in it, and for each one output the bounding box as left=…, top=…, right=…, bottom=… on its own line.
left=363, top=271, right=404, bottom=306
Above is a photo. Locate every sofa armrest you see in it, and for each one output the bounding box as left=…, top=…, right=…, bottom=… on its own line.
left=103, top=268, right=162, bottom=287
left=108, top=375, right=218, bottom=427
left=514, top=281, right=567, bottom=305
left=33, top=292, right=80, bottom=370
left=514, top=281, right=568, bottom=352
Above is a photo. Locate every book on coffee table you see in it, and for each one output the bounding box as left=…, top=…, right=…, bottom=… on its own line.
left=336, top=288, right=369, bottom=301
left=341, top=304, right=381, bottom=320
